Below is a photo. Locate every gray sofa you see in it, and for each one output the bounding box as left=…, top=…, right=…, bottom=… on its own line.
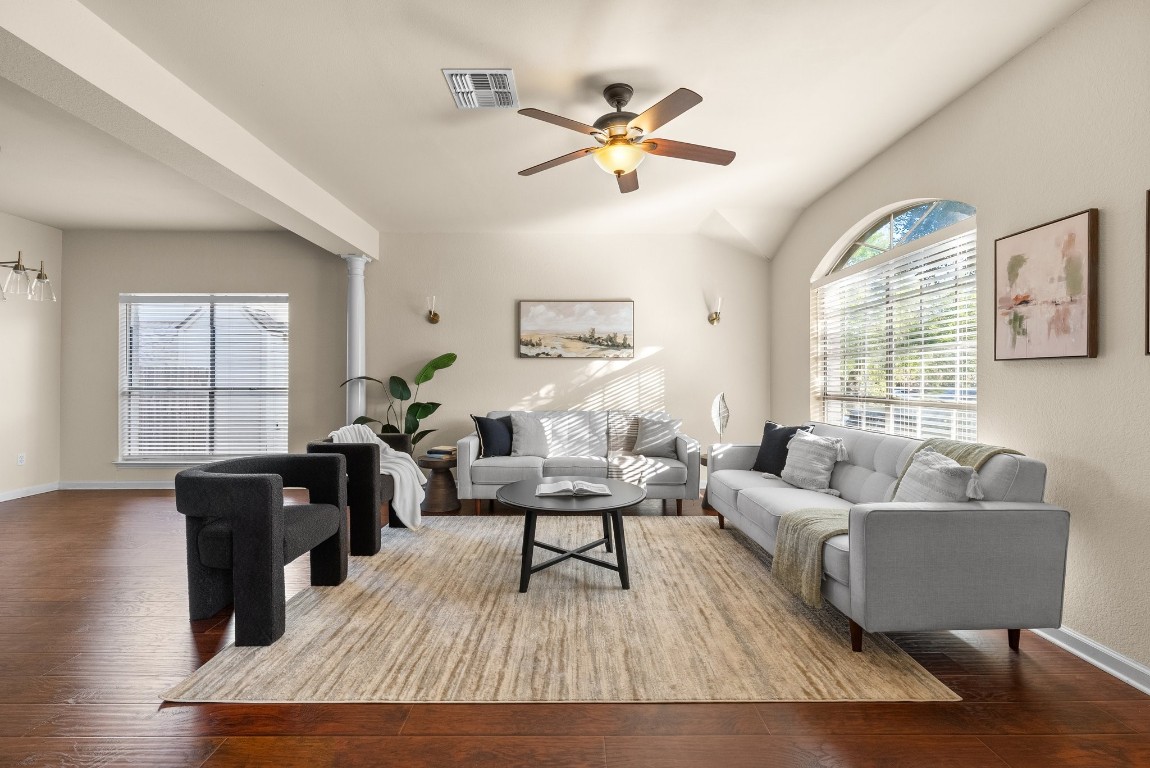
left=458, top=410, right=701, bottom=515
left=707, top=422, right=1070, bottom=652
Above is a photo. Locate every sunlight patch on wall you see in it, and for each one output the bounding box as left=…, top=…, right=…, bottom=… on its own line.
left=510, top=347, right=666, bottom=413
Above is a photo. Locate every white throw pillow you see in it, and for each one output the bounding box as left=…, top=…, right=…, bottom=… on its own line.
left=632, top=416, right=681, bottom=458
left=893, top=447, right=983, bottom=503
left=509, top=412, right=549, bottom=457
left=780, top=430, right=848, bottom=495
left=540, top=412, right=594, bottom=456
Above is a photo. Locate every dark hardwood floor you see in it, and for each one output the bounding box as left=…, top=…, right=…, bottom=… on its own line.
left=1, top=489, right=1147, bottom=767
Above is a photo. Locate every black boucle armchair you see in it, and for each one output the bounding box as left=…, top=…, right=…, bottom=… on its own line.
left=175, top=454, right=348, bottom=646
left=307, top=439, right=402, bottom=557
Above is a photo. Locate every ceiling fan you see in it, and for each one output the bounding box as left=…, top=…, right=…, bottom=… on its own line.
left=517, top=83, right=736, bottom=194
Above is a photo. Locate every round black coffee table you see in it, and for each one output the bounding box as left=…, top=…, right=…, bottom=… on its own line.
left=497, top=476, right=646, bottom=592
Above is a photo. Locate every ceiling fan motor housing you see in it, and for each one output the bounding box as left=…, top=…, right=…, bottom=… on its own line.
left=593, top=110, right=638, bottom=136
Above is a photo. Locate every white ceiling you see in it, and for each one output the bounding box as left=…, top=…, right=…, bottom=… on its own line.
left=5, top=0, right=1090, bottom=254
left=0, top=74, right=271, bottom=231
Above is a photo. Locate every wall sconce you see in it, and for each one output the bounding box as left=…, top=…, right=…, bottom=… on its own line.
left=707, top=296, right=722, bottom=325
left=426, top=295, right=440, bottom=324
left=1, top=251, right=56, bottom=302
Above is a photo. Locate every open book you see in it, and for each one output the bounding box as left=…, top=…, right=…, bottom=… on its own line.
left=535, top=480, right=612, bottom=497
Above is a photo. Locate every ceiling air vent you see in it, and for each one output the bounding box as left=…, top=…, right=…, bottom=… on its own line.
left=442, top=69, right=518, bottom=109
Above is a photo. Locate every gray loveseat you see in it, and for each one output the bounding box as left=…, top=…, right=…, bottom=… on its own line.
left=458, top=410, right=701, bottom=516
left=707, top=422, right=1070, bottom=652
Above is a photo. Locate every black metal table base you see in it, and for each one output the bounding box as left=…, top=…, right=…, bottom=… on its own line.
left=519, top=509, right=630, bottom=592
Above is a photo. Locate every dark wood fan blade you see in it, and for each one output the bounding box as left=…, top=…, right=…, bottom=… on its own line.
left=641, top=138, right=735, bottom=166
left=617, top=170, right=639, bottom=194
left=518, top=108, right=601, bottom=136
left=518, top=147, right=598, bottom=176
left=629, top=88, right=702, bottom=134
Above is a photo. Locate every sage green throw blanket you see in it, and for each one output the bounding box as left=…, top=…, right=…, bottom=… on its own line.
left=774, top=508, right=848, bottom=608
left=890, top=438, right=1023, bottom=498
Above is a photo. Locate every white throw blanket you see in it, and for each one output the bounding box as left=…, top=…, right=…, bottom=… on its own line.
left=327, top=424, right=425, bottom=529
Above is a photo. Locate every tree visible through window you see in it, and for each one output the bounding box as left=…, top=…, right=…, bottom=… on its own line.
left=812, top=203, right=976, bottom=440
left=118, top=295, right=289, bottom=460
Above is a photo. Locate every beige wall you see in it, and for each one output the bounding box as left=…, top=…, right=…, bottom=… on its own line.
left=58, top=229, right=771, bottom=484
left=769, top=0, right=1150, bottom=664
left=365, top=233, right=770, bottom=450
left=0, top=212, right=62, bottom=499
left=60, top=230, right=345, bottom=483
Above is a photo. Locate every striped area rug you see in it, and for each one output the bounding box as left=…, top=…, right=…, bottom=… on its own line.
left=164, top=516, right=957, bottom=703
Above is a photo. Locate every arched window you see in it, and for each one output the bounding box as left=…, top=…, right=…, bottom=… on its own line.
left=811, top=201, right=977, bottom=440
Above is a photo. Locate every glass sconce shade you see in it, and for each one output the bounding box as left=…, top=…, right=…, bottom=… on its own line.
left=29, top=266, right=55, bottom=302
left=3, top=263, right=31, bottom=296
left=593, top=140, right=646, bottom=176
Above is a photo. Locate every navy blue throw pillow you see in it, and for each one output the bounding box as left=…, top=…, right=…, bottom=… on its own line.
left=472, top=415, right=513, bottom=458
left=751, top=421, right=813, bottom=475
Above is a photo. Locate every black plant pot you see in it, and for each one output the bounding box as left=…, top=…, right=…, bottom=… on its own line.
left=379, top=433, right=414, bottom=455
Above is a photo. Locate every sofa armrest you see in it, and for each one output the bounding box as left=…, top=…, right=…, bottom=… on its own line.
left=675, top=433, right=701, bottom=498
left=848, top=501, right=1070, bottom=633
left=708, top=443, right=759, bottom=472
left=456, top=434, right=479, bottom=499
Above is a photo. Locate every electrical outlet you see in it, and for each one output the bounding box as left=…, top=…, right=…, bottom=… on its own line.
left=16, top=453, right=26, bottom=466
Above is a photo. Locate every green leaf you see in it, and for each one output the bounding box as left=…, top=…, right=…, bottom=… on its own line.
left=352, top=416, right=382, bottom=427
left=340, top=375, right=386, bottom=388
left=412, top=429, right=437, bottom=446
left=404, top=410, right=420, bottom=434
left=408, top=401, right=441, bottom=420
left=412, top=352, right=457, bottom=385
left=388, top=376, right=412, bottom=400
left=378, top=424, right=401, bottom=434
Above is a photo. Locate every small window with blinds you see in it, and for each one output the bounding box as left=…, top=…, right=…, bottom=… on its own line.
left=811, top=212, right=976, bottom=441
left=118, top=294, right=289, bottom=461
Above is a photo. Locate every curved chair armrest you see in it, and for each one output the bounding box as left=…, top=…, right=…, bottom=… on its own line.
left=264, top=453, right=347, bottom=510
left=176, top=469, right=283, bottom=522
left=675, top=433, right=701, bottom=497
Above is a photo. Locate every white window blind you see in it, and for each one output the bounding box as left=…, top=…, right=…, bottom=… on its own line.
left=118, top=294, right=289, bottom=461
left=811, top=229, right=977, bottom=441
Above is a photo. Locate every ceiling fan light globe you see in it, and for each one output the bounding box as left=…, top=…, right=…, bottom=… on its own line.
left=594, top=141, right=646, bottom=176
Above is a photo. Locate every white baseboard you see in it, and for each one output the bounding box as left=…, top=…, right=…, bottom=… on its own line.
left=59, top=481, right=175, bottom=490
left=0, top=482, right=61, bottom=502
left=1034, top=626, right=1150, bottom=695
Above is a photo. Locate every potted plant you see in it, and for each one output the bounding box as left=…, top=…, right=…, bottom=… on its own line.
left=341, top=352, right=458, bottom=452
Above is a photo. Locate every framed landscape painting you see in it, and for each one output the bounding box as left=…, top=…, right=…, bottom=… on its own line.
left=518, top=300, right=634, bottom=358
left=994, top=209, right=1098, bottom=360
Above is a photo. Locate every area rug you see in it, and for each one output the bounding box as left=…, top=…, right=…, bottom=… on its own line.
left=163, top=516, right=958, bottom=703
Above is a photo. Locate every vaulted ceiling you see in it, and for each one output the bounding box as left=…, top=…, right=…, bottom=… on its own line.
left=1, top=0, right=1090, bottom=257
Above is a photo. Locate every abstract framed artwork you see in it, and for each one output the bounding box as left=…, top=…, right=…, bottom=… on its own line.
left=518, top=300, right=634, bottom=358
left=994, top=208, right=1098, bottom=360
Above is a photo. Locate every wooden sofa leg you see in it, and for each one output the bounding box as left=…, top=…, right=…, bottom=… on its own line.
left=718, top=514, right=725, bottom=529
left=473, top=499, right=483, bottom=516
left=676, top=499, right=683, bottom=516
left=1008, top=628, right=1020, bottom=652
left=849, top=619, right=863, bottom=652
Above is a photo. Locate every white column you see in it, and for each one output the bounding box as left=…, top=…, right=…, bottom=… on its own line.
left=342, top=254, right=369, bottom=424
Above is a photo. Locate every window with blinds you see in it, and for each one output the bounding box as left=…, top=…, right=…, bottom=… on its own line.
left=811, top=222, right=976, bottom=441
left=118, top=294, right=289, bottom=461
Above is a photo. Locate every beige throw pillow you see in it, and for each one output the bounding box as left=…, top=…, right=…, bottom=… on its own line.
left=893, top=447, right=983, bottom=503
left=780, top=430, right=848, bottom=496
